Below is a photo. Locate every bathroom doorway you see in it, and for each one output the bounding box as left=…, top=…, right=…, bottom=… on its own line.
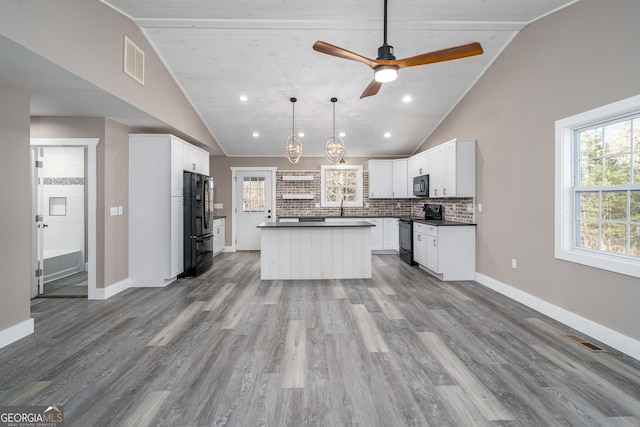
left=31, top=138, right=98, bottom=299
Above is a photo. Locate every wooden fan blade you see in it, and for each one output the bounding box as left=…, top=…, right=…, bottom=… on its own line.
left=313, top=41, right=377, bottom=69
left=360, top=79, right=383, bottom=99
left=395, top=42, right=484, bottom=69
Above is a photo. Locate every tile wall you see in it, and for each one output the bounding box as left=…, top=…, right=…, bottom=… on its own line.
left=276, top=170, right=475, bottom=223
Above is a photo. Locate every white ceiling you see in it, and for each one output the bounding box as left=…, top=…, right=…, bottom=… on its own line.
left=9, top=0, right=580, bottom=158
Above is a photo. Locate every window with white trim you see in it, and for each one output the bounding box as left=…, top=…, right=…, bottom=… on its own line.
left=555, top=94, right=640, bottom=278
left=321, top=164, right=363, bottom=207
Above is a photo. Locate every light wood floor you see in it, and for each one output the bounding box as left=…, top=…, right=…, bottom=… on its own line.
left=1, top=252, right=639, bottom=426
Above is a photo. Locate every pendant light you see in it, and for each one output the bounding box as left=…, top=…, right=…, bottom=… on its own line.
left=285, top=97, right=303, bottom=164
left=325, top=97, right=345, bottom=163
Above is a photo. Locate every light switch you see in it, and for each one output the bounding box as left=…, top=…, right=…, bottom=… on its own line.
left=214, top=203, right=223, bottom=209
left=118, top=206, right=123, bottom=215
left=110, top=207, right=118, bottom=216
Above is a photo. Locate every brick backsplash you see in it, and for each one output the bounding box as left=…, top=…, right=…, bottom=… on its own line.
left=276, top=170, right=475, bottom=223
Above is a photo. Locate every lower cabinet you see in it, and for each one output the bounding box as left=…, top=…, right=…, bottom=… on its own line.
left=383, top=218, right=399, bottom=251
left=413, top=222, right=475, bottom=281
left=212, top=218, right=225, bottom=255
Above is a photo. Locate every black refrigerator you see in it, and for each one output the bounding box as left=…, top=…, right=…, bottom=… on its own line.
left=179, top=172, right=214, bottom=278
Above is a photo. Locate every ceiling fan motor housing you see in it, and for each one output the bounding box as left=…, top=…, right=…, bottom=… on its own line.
left=377, top=44, right=396, bottom=60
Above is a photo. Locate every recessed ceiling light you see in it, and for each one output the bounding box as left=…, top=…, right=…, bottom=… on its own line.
left=403, top=95, right=412, bottom=103
left=239, top=95, right=248, bottom=102
left=384, top=132, right=391, bottom=138
left=252, top=132, right=259, bottom=137
left=298, top=132, right=305, bottom=137
left=339, top=132, right=346, bottom=137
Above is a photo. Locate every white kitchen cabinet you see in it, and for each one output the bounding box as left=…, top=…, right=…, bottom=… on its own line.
left=429, top=138, right=475, bottom=198
left=183, top=142, right=210, bottom=175
left=407, top=151, right=429, bottom=198
left=413, top=225, right=428, bottom=266
left=368, top=160, right=393, bottom=198
left=383, top=218, right=399, bottom=251
left=129, top=134, right=185, bottom=286
left=368, top=159, right=408, bottom=199
left=213, top=218, right=225, bottom=255
left=413, top=222, right=475, bottom=281
left=368, top=218, right=384, bottom=250
left=170, top=197, right=184, bottom=277
left=392, top=159, right=408, bottom=198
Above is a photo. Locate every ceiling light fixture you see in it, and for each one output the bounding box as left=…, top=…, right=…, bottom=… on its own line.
left=285, top=97, right=303, bottom=164
left=252, top=132, right=259, bottom=137
left=403, top=95, right=412, bottom=103
left=374, top=64, right=398, bottom=83
left=298, top=132, right=305, bottom=137
left=384, top=132, right=391, bottom=138
left=239, top=95, right=248, bottom=102
left=339, top=132, right=346, bottom=137
left=325, top=97, right=345, bottom=163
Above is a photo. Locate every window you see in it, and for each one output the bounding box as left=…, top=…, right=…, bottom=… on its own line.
left=321, top=165, right=363, bottom=207
left=242, top=176, right=265, bottom=212
left=555, top=94, right=640, bottom=278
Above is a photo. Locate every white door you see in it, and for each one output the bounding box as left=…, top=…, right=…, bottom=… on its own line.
left=32, top=147, right=45, bottom=296
left=235, top=170, right=273, bottom=250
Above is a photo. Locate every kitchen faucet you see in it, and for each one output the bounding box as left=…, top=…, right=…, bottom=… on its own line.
left=340, top=198, right=344, bottom=216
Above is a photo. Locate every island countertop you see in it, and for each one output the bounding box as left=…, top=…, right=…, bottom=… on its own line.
left=257, top=220, right=375, bottom=228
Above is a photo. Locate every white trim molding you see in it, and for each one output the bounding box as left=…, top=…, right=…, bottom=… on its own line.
left=90, top=278, right=133, bottom=300
left=475, top=272, right=640, bottom=361
left=555, top=94, right=640, bottom=279
left=0, top=318, right=34, bottom=350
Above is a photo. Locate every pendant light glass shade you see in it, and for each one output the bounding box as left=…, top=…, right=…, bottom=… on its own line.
left=285, top=97, right=303, bottom=164
left=325, top=97, right=345, bottom=163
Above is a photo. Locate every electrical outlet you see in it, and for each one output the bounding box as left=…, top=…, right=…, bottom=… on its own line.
left=467, top=203, right=473, bottom=212
left=118, top=206, right=123, bottom=215
left=478, top=203, right=483, bottom=212
left=315, top=203, right=320, bottom=208
left=512, top=259, right=517, bottom=269
left=396, top=202, right=401, bottom=208
left=365, top=203, right=370, bottom=208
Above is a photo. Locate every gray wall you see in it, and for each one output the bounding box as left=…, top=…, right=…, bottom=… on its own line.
left=0, top=77, right=31, bottom=332
left=417, top=0, right=640, bottom=341
left=31, top=117, right=132, bottom=289
left=0, top=0, right=216, bottom=150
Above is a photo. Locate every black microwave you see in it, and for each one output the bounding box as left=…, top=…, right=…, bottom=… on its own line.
left=413, top=174, right=429, bottom=196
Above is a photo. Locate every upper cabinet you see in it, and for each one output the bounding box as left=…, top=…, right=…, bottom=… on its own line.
left=183, top=142, right=210, bottom=175
left=368, top=160, right=393, bottom=198
left=407, top=151, right=429, bottom=198
left=428, top=138, right=476, bottom=198
left=392, top=159, right=408, bottom=198
left=368, top=159, right=408, bottom=199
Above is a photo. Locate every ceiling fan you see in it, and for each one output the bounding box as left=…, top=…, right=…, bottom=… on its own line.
left=313, top=0, right=484, bottom=99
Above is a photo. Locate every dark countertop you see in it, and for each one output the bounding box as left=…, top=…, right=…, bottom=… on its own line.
left=213, top=215, right=226, bottom=219
left=258, top=221, right=375, bottom=229
left=397, top=216, right=476, bottom=226
left=278, top=215, right=401, bottom=219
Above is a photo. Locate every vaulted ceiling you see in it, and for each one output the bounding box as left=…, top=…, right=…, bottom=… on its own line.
left=17, top=1, right=582, bottom=158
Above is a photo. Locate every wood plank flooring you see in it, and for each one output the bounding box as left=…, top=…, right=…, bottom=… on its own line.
left=1, top=252, right=639, bottom=426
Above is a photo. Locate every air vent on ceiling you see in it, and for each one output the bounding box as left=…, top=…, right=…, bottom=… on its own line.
left=124, top=36, right=144, bottom=85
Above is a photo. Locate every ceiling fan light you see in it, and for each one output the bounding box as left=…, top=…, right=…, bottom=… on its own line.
left=374, top=65, right=398, bottom=83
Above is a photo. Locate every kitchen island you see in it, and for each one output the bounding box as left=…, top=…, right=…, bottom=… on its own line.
left=257, top=220, right=375, bottom=280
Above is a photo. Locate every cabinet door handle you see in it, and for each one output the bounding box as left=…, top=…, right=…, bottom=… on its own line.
left=443, top=188, right=447, bottom=196
left=433, top=240, right=436, bottom=247
left=434, top=189, right=438, bottom=196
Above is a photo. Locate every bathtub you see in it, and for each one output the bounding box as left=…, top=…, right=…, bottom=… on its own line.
left=43, top=249, right=84, bottom=283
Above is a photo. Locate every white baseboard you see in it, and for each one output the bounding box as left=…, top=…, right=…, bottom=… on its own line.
left=0, top=318, right=34, bottom=350
left=475, top=272, right=640, bottom=361
left=89, top=277, right=132, bottom=300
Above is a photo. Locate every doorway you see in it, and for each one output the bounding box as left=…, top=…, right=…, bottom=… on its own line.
left=30, top=138, right=98, bottom=299
left=32, top=146, right=86, bottom=297
left=232, top=167, right=276, bottom=251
